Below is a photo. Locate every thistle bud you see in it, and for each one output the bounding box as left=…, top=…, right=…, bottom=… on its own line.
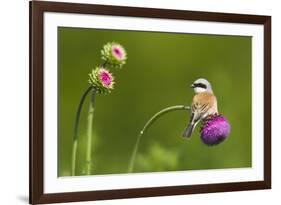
left=88, top=67, right=115, bottom=94
left=101, top=42, right=127, bottom=69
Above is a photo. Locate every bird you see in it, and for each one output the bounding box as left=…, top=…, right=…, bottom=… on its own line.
left=182, top=78, right=218, bottom=138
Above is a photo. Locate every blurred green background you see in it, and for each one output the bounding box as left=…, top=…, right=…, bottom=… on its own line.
left=58, top=27, right=252, bottom=176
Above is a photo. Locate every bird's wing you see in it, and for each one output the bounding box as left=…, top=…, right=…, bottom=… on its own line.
left=190, top=102, right=210, bottom=124
left=183, top=102, right=209, bottom=138
left=183, top=93, right=216, bottom=138
left=190, top=93, right=215, bottom=124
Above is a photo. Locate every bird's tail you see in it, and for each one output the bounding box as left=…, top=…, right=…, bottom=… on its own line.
left=182, top=123, right=194, bottom=138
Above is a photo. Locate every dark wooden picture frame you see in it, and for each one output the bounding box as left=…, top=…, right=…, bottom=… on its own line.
left=30, top=1, right=271, bottom=204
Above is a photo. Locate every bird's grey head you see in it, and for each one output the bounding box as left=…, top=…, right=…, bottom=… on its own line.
left=191, top=78, right=213, bottom=94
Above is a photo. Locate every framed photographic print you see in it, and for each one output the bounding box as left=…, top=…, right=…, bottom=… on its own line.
left=29, top=0, right=271, bottom=204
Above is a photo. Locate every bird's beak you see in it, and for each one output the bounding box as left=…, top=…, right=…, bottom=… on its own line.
left=190, top=84, right=195, bottom=88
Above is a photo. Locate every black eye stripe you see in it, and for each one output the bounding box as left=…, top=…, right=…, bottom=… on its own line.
left=194, top=83, right=207, bottom=89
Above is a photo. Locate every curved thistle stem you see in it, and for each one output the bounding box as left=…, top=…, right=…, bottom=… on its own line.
left=128, top=105, right=190, bottom=173
left=85, top=88, right=97, bottom=175
left=71, top=86, right=94, bottom=176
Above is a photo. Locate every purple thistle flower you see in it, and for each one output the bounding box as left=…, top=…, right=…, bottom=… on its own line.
left=200, top=115, right=230, bottom=146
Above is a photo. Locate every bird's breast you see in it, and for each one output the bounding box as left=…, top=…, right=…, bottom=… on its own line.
left=192, top=92, right=218, bottom=114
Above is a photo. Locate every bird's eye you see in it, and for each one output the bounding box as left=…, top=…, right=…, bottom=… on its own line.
left=194, top=83, right=207, bottom=89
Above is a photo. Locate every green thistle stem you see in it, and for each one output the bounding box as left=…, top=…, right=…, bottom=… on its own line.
left=71, top=86, right=93, bottom=176
left=128, top=105, right=190, bottom=173
left=85, top=88, right=97, bottom=175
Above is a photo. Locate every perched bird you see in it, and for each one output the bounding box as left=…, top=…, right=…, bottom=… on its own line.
left=182, top=78, right=218, bottom=138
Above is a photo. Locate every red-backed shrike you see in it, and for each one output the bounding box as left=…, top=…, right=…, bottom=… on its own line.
left=183, top=78, right=218, bottom=138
